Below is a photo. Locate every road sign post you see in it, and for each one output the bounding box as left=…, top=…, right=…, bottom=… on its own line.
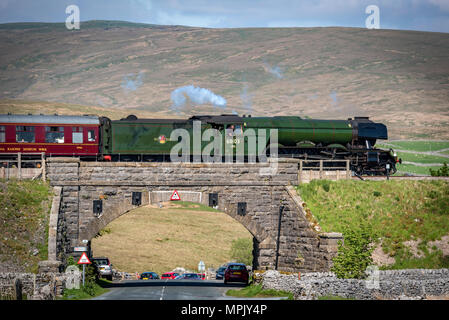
left=77, top=252, right=91, bottom=287
left=198, top=260, right=205, bottom=275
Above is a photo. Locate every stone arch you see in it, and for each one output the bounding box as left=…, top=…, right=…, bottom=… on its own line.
left=49, top=159, right=342, bottom=272
left=76, top=186, right=274, bottom=271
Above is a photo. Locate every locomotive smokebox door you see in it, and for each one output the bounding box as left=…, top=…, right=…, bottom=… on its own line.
left=93, top=200, right=103, bottom=215
left=209, top=193, right=218, bottom=207
left=237, top=202, right=247, bottom=216
left=132, top=192, right=142, bottom=206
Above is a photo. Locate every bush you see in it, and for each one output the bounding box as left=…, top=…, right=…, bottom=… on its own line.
left=331, top=222, right=375, bottom=279
left=429, top=162, right=449, bottom=176
left=230, top=238, right=253, bottom=266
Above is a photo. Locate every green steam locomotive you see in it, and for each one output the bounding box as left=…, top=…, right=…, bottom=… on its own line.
left=100, top=114, right=400, bottom=175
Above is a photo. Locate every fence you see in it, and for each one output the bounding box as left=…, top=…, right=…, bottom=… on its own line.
left=0, top=153, right=46, bottom=181
left=298, top=159, right=351, bottom=184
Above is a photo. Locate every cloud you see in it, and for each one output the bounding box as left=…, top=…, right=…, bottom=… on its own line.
left=0, top=0, right=448, bottom=32
left=156, top=9, right=225, bottom=27
left=427, top=0, right=449, bottom=12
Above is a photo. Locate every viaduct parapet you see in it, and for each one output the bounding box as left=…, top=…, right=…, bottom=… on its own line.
left=45, top=158, right=342, bottom=273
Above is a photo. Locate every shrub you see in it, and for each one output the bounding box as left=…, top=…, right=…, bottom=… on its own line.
left=331, top=221, right=374, bottom=279
left=429, top=162, right=449, bottom=176
left=322, top=181, right=330, bottom=192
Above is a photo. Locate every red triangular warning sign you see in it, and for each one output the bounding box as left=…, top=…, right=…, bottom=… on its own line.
left=170, top=190, right=181, bottom=201
left=77, top=252, right=91, bottom=264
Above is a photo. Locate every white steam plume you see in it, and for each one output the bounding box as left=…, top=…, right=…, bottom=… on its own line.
left=170, top=85, right=227, bottom=112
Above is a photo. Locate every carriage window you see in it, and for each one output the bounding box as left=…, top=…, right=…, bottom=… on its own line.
left=45, top=126, right=64, bottom=143
left=0, top=126, right=5, bottom=143
left=72, top=127, right=83, bottom=144
left=87, top=129, right=95, bottom=142
left=16, top=126, right=35, bottom=143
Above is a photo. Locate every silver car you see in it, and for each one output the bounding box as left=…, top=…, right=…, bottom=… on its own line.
left=92, top=257, right=113, bottom=281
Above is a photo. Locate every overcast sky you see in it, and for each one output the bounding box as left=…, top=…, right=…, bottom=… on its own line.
left=0, top=0, right=448, bottom=33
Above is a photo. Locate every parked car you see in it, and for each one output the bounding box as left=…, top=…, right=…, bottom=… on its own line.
left=177, top=273, right=201, bottom=280
left=161, top=272, right=179, bottom=280
left=215, top=266, right=227, bottom=280
left=140, top=272, right=159, bottom=280
left=224, top=263, right=249, bottom=285
left=92, top=257, right=113, bottom=281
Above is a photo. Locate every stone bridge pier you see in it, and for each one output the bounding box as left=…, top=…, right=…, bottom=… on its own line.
left=46, top=158, right=342, bottom=273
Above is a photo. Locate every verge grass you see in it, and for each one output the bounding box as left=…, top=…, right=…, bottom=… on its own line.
left=0, top=179, right=52, bottom=273
left=226, top=283, right=293, bottom=300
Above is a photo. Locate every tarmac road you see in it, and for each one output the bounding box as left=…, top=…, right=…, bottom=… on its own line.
left=92, top=279, right=249, bottom=300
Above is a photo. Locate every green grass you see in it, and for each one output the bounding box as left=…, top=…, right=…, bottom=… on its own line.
left=60, top=279, right=110, bottom=300
left=377, top=140, right=449, bottom=175
left=226, top=283, right=293, bottom=300
left=0, top=179, right=52, bottom=273
left=170, top=201, right=220, bottom=212
left=378, top=141, right=449, bottom=152
left=297, top=179, right=449, bottom=268
left=396, top=152, right=448, bottom=164
left=396, top=164, right=443, bottom=176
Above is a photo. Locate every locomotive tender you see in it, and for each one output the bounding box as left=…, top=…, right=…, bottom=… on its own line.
left=0, top=113, right=400, bottom=175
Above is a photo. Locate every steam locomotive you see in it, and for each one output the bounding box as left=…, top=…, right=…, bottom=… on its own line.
left=0, top=113, right=401, bottom=175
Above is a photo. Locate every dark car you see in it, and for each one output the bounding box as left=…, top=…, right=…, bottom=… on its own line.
left=92, top=257, right=113, bottom=281
left=140, top=272, right=159, bottom=280
left=177, top=273, right=201, bottom=280
left=215, top=266, right=226, bottom=280
left=224, top=263, right=249, bottom=285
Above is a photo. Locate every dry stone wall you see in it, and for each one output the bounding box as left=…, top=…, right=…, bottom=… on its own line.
left=0, top=272, right=67, bottom=300
left=261, top=269, right=449, bottom=300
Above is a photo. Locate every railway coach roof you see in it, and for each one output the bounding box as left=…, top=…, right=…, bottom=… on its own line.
left=0, top=114, right=100, bottom=125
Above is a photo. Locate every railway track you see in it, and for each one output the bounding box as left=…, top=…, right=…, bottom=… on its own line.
left=352, top=175, right=449, bottom=181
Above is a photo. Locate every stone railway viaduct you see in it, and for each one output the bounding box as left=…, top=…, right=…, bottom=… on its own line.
left=43, top=158, right=342, bottom=273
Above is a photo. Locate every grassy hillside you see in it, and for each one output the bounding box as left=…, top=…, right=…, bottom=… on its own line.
left=0, top=21, right=448, bottom=139
left=91, top=201, right=252, bottom=275
left=0, top=179, right=52, bottom=273
left=0, top=99, right=158, bottom=120
left=377, top=140, right=449, bottom=175
left=297, top=179, right=449, bottom=269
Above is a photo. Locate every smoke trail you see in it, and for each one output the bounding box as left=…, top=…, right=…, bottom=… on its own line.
left=170, top=85, right=227, bottom=112
left=330, top=90, right=339, bottom=107
left=240, top=83, right=253, bottom=113
left=264, top=62, right=283, bottom=79
left=121, top=71, right=144, bottom=93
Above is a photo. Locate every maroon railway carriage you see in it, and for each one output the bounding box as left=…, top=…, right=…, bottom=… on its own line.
left=0, top=114, right=101, bottom=162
